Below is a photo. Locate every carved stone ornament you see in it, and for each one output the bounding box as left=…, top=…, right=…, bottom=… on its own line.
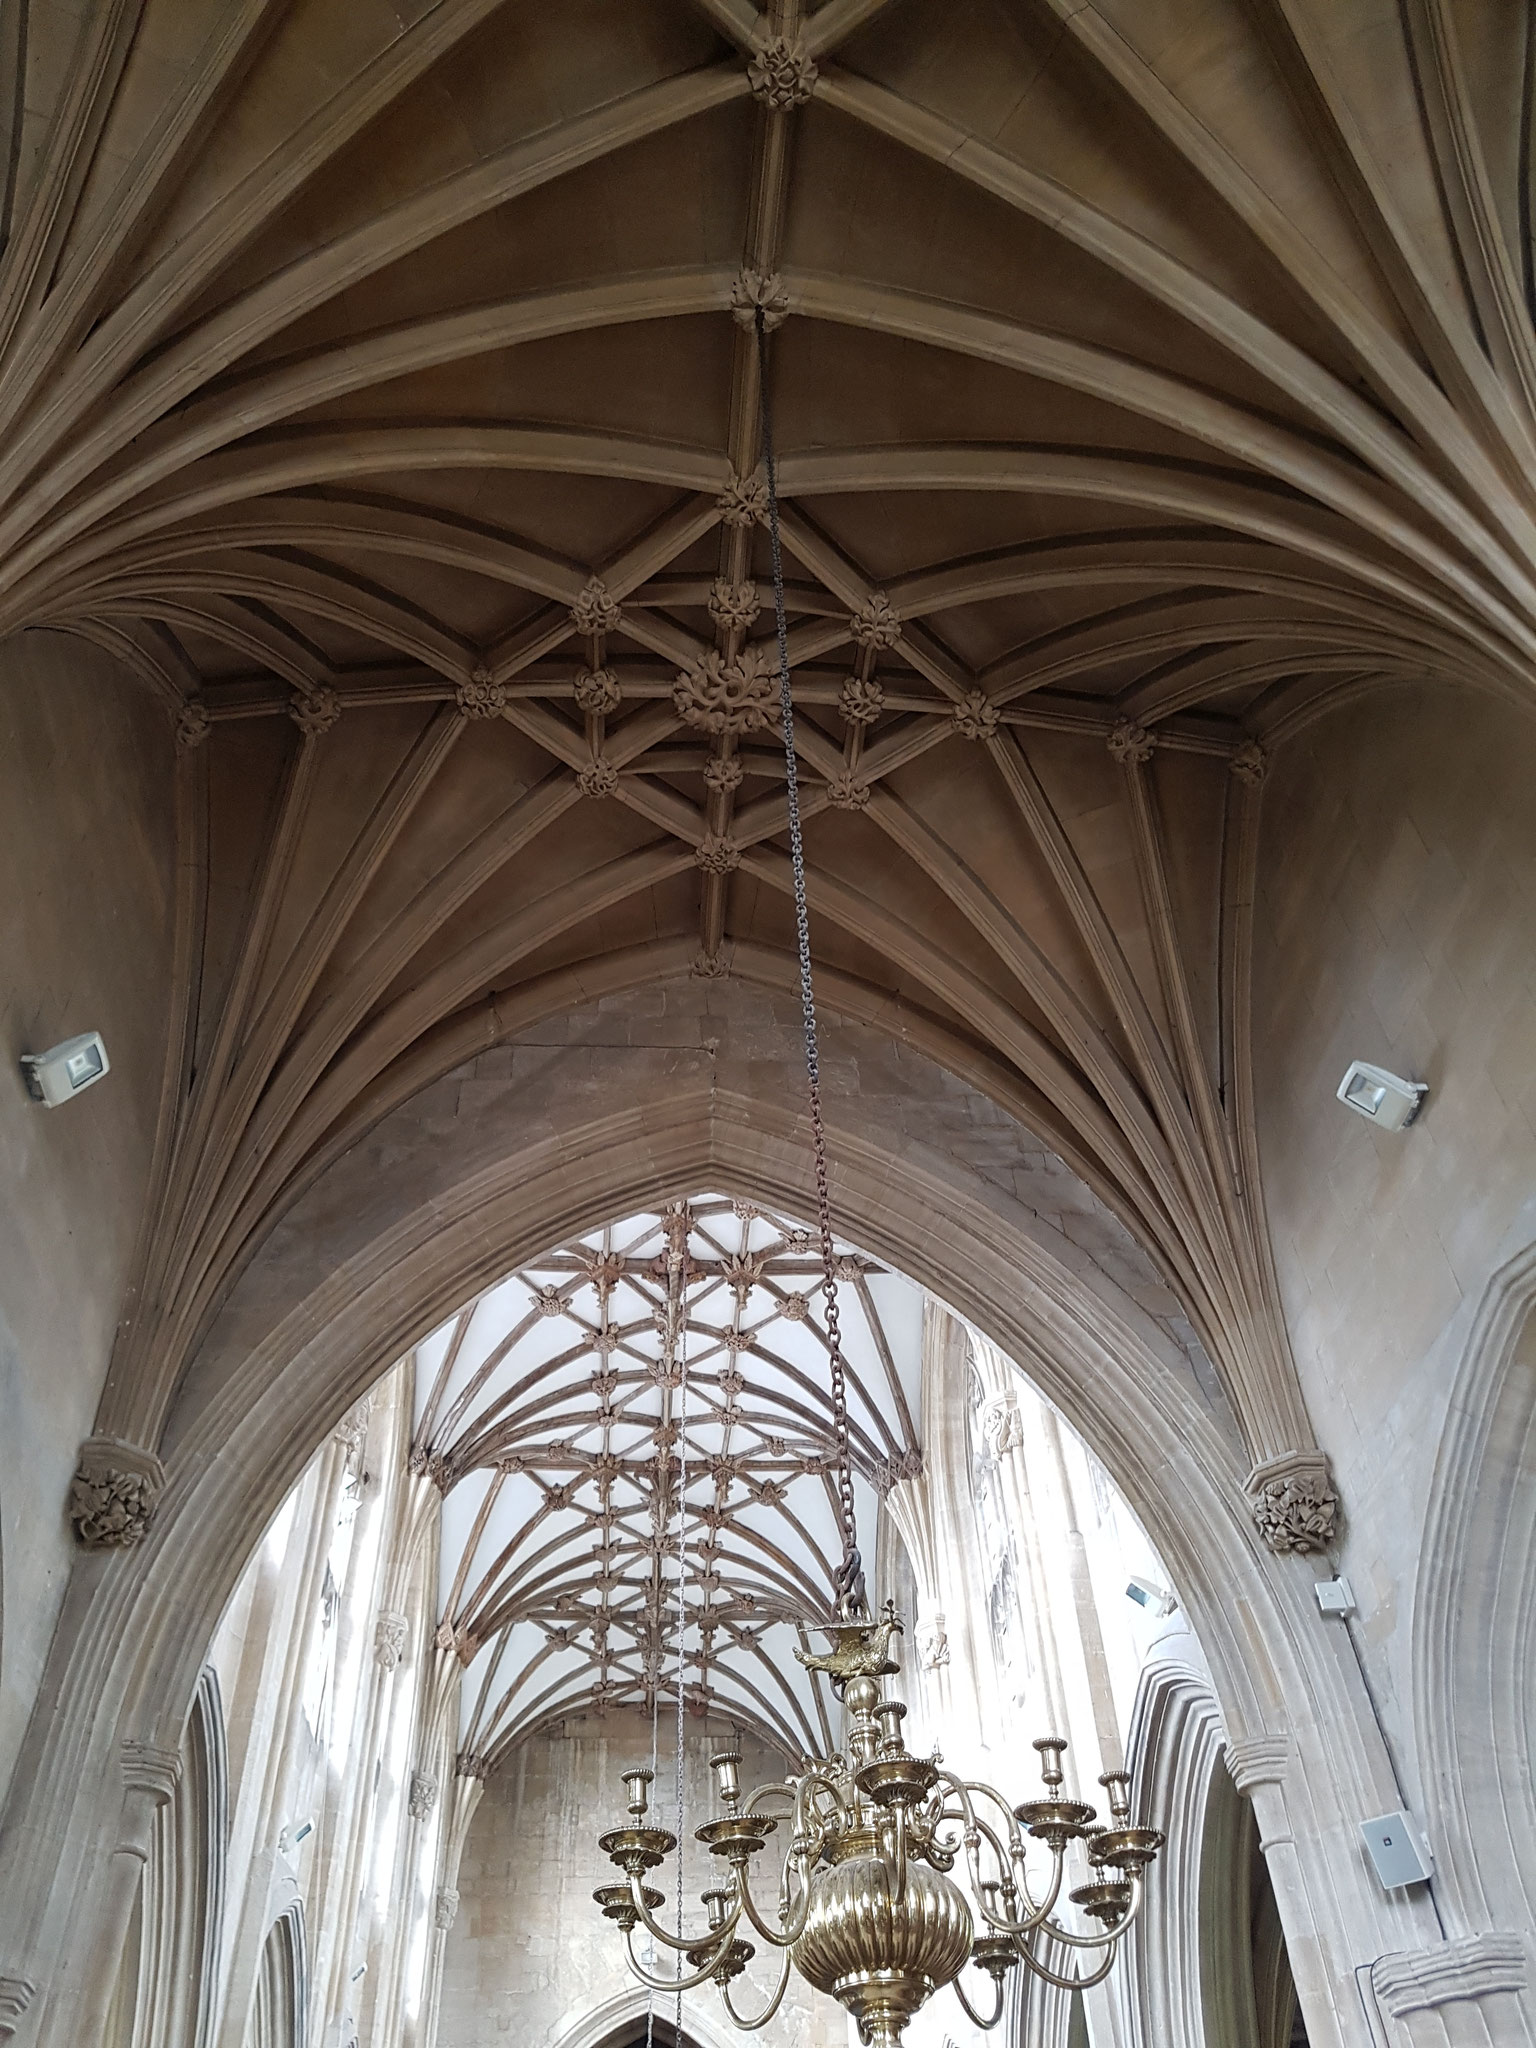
left=747, top=35, right=818, bottom=110
left=717, top=470, right=768, bottom=528
left=408, top=1769, right=439, bottom=1821
left=570, top=576, right=622, bottom=637
left=434, top=1886, right=461, bottom=1934
left=695, top=832, right=742, bottom=875
left=175, top=697, right=211, bottom=750
left=534, top=1283, right=566, bottom=1317
left=703, top=751, right=745, bottom=793
left=849, top=592, right=902, bottom=649
left=121, top=1740, right=183, bottom=1811
left=673, top=646, right=777, bottom=733
left=1107, top=718, right=1155, bottom=765
left=68, top=1437, right=166, bottom=1550
left=0, top=1974, right=38, bottom=2036
left=333, top=1395, right=372, bottom=1453
left=574, top=666, right=622, bottom=714
left=375, top=1611, right=409, bottom=1669
left=707, top=578, right=762, bottom=631
left=1229, top=739, right=1268, bottom=787
left=455, top=668, right=505, bottom=718
left=729, top=268, right=790, bottom=332
left=691, top=948, right=730, bottom=979
left=825, top=771, right=871, bottom=811
left=1246, top=1451, right=1339, bottom=1554
left=780, top=1291, right=810, bottom=1321
left=576, top=757, right=619, bottom=799
left=1372, top=1934, right=1527, bottom=2018
left=914, top=1613, right=950, bottom=1671
left=982, top=1394, right=1024, bottom=1458
left=1223, top=1734, right=1290, bottom=1798
left=838, top=675, right=885, bottom=727
left=874, top=1447, right=924, bottom=1495
left=952, top=689, right=1000, bottom=741
left=289, top=685, right=341, bottom=736
left=455, top=1749, right=492, bottom=1781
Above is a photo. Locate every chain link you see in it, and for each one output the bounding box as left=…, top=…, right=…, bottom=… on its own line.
left=755, top=312, right=860, bottom=1588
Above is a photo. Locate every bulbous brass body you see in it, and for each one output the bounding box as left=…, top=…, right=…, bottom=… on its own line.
left=792, top=1846, right=974, bottom=2048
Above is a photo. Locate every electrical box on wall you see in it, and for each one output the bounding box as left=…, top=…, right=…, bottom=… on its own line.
left=1361, top=1812, right=1433, bottom=1889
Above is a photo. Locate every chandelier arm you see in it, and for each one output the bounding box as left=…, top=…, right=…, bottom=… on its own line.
left=960, top=1807, right=1031, bottom=1890
left=958, top=1778, right=1031, bottom=1857
left=966, top=1826, right=1064, bottom=1933
left=1027, top=1872, right=1146, bottom=1953
left=624, top=1923, right=733, bottom=1995
left=627, top=1871, right=745, bottom=1953
left=932, top=1769, right=978, bottom=1830
left=950, top=1971, right=1008, bottom=2031
left=935, top=1769, right=1056, bottom=1926
left=1014, top=1934, right=1124, bottom=1994
left=718, top=1947, right=794, bottom=2029
left=734, top=1848, right=814, bottom=1948
left=794, top=1768, right=846, bottom=1842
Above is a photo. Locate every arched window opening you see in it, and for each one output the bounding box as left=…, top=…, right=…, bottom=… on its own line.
left=245, top=1907, right=306, bottom=2048
left=188, top=1194, right=1201, bottom=2048
left=1200, top=1757, right=1306, bottom=2048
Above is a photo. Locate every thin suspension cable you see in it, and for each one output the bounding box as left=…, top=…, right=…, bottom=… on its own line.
left=755, top=310, right=860, bottom=1599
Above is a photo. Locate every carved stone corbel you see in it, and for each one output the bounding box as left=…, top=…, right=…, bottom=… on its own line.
left=121, top=1741, right=183, bottom=1807
left=374, top=1610, right=409, bottom=1670
left=68, top=1437, right=166, bottom=1549
left=1224, top=1735, right=1291, bottom=1799
left=0, top=1975, right=37, bottom=2042
left=1245, top=1450, right=1339, bottom=1554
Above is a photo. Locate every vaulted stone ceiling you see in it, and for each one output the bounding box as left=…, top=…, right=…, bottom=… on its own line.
left=21, top=0, right=1533, bottom=1531
left=411, top=1195, right=923, bottom=1760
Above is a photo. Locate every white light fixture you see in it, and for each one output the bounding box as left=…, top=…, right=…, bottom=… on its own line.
left=1125, top=1576, right=1178, bottom=1618
left=1336, top=1060, right=1426, bottom=1131
left=1315, top=1576, right=1356, bottom=1617
left=1360, top=1812, right=1432, bottom=1889
left=20, top=1031, right=110, bottom=1106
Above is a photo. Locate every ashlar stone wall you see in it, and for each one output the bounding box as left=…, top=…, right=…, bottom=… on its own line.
left=438, top=1710, right=843, bottom=2048
left=0, top=630, right=175, bottom=1805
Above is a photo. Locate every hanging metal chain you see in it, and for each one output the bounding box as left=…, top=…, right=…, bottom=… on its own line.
left=671, top=1233, right=688, bottom=2043
left=755, top=311, right=862, bottom=1612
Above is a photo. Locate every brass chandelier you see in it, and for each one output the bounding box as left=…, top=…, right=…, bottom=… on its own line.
left=594, top=1616, right=1163, bottom=2043
left=592, top=314, right=1163, bottom=2044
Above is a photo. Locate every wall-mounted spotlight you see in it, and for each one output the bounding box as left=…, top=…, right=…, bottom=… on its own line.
left=20, top=1031, right=110, bottom=1106
left=1125, top=1574, right=1178, bottom=1618
left=1336, top=1059, right=1426, bottom=1131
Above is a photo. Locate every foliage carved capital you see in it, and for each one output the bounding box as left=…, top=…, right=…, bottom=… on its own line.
left=68, top=1437, right=166, bottom=1550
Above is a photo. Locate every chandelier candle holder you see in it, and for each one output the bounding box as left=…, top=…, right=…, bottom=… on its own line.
left=594, top=1607, right=1162, bottom=2043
